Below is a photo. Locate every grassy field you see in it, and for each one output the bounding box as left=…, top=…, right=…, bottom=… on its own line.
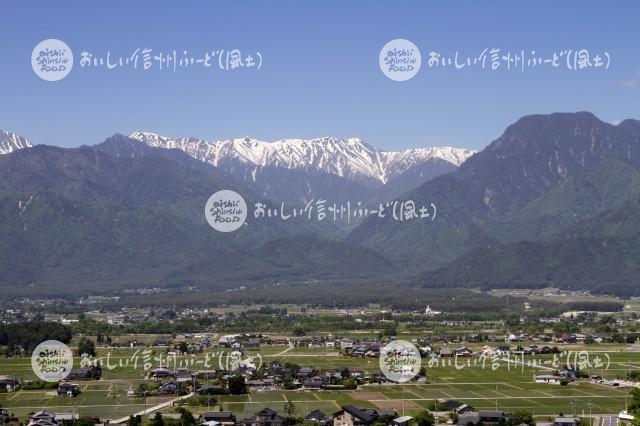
left=0, top=342, right=637, bottom=420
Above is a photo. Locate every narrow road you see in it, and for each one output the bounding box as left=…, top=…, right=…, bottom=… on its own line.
left=273, top=343, right=294, bottom=356
left=111, top=392, right=194, bottom=424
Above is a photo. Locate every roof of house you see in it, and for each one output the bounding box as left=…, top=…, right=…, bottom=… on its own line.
left=554, top=417, right=579, bottom=424
left=201, top=412, right=236, bottom=420
left=479, top=411, right=506, bottom=419
left=340, top=405, right=375, bottom=423
left=442, top=400, right=463, bottom=410
left=241, top=408, right=286, bottom=424
left=305, top=410, right=328, bottom=422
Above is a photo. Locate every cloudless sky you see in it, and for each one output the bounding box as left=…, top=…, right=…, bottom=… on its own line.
left=1, top=1, right=639, bottom=151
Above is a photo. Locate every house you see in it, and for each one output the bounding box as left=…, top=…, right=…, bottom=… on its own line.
left=297, top=367, right=314, bottom=378
left=0, top=375, right=21, bottom=392
left=273, top=337, right=289, bottom=345
left=151, top=368, right=173, bottom=379
left=478, top=411, right=510, bottom=424
left=439, top=348, right=454, bottom=357
left=481, top=346, right=495, bottom=357
left=456, top=404, right=475, bottom=414
left=333, top=406, right=375, bottom=426
left=67, top=368, right=92, bottom=380
left=200, top=411, right=237, bottom=426
left=305, top=410, right=331, bottom=426
left=442, top=400, right=463, bottom=412
left=347, top=368, right=363, bottom=377
left=240, top=408, right=286, bottom=426
left=56, top=383, right=80, bottom=397
left=27, top=410, right=80, bottom=426
left=159, top=381, right=179, bottom=394
left=392, top=416, right=413, bottom=426
left=553, top=417, right=580, bottom=426
left=27, top=411, right=79, bottom=426
left=341, top=339, right=354, bottom=350
left=496, top=346, right=511, bottom=356
left=333, top=405, right=395, bottom=426
left=455, top=347, right=473, bottom=357
left=176, top=368, right=192, bottom=383
left=107, top=315, right=125, bottom=325
left=457, top=409, right=512, bottom=425
left=246, top=380, right=273, bottom=390
left=443, top=400, right=475, bottom=415
left=458, top=412, right=480, bottom=426
left=194, top=370, right=218, bottom=379
left=352, top=347, right=367, bottom=358
left=28, top=411, right=58, bottom=426
left=424, top=306, right=442, bottom=316
left=303, top=376, right=325, bottom=390
left=418, top=336, right=433, bottom=346
left=535, top=375, right=561, bottom=384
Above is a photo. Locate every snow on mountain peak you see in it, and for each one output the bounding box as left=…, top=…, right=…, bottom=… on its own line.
left=129, top=131, right=475, bottom=184
left=0, top=130, right=32, bottom=154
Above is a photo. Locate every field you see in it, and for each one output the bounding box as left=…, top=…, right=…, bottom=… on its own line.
left=1, top=341, right=638, bottom=421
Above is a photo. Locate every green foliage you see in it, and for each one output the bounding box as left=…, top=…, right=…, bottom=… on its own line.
left=77, top=336, right=96, bottom=357
left=227, top=375, right=247, bottom=395
left=284, top=400, right=296, bottom=416
left=174, top=407, right=196, bottom=426
left=414, top=410, right=435, bottom=426
left=507, top=410, right=534, bottom=426
left=0, top=321, right=72, bottom=355
left=152, top=412, right=164, bottom=426
left=21, top=380, right=59, bottom=390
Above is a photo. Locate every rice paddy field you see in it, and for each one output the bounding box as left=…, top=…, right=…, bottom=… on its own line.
left=1, top=342, right=638, bottom=421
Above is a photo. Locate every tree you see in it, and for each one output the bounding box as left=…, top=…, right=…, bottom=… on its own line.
left=630, top=387, right=640, bottom=411
left=414, top=410, right=435, bottom=426
left=152, top=412, right=164, bottom=426
left=91, top=361, right=102, bottom=379
left=137, top=383, right=149, bottom=396
left=77, top=337, right=96, bottom=357
left=284, top=401, right=296, bottom=416
left=175, top=407, right=196, bottom=426
left=227, top=375, right=247, bottom=395
left=507, top=410, right=534, bottom=426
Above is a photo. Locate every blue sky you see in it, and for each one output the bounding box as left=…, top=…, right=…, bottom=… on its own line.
left=2, top=1, right=639, bottom=151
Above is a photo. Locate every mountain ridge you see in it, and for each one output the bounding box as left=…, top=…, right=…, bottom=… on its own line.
left=129, top=131, right=475, bottom=184
left=0, top=130, right=32, bottom=154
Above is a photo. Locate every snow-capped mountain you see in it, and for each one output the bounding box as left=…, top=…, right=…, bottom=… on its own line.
left=129, top=132, right=474, bottom=184
left=0, top=130, right=32, bottom=154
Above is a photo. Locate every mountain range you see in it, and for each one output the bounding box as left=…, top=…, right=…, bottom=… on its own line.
left=0, top=129, right=31, bottom=155
left=2, top=112, right=640, bottom=297
left=128, top=132, right=474, bottom=204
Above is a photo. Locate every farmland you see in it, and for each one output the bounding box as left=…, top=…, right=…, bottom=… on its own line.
left=1, top=341, right=638, bottom=421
